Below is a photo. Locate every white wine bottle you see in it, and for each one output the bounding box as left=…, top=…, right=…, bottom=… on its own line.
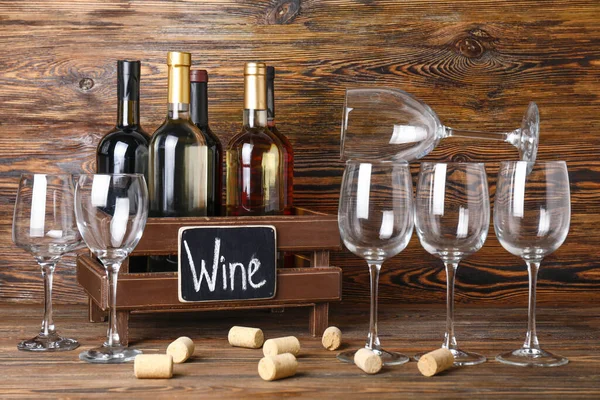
left=148, top=52, right=208, bottom=272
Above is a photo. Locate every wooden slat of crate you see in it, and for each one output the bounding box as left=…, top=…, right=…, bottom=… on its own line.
left=77, top=256, right=342, bottom=311
left=132, top=207, right=341, bottom=255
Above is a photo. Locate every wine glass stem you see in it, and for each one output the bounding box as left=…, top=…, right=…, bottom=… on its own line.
left=443, top=262, right=459, bottom=349
left=366, top=262, right=382, bottom=351
left=524, top=260, right=541, bottom=350
left=105, top=263, right=122, bottom=348
left=444, top=126, right=516, bottom=143
left=39, top=262, right=56, bottom=336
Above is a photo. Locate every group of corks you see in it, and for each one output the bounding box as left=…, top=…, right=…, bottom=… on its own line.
left=133, top=326, right=454, bottom=380
left=134, top=336, right=195, bottom=378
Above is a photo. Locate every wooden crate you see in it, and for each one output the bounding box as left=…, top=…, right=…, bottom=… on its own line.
left=76, top=208, right=342, bottom=345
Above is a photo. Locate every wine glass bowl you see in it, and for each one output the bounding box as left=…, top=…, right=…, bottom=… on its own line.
left=414, top=162, right=489, bottom=366
left=340, top=88, right=539, bottom=164
left=494, top=161, right=570, bottom=367
left=12, top=174, right=82, bottom=351
left=494, top=161, right=570, bottom=261
left=337, top=160, right=414, bottom=366
left=75, top=173, right=148, bottom=363
left=416, top=163, right=490, bottom=261
left=341, top=88, right=441, bottom=162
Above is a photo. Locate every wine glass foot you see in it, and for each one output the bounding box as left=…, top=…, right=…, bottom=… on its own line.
left=18, top=333, right=80, bottom=352
left=496, top=347, right=568, bottom=367
left=414, top=348, right=486, bottom=366
left=79, top=345, right=142, bottom=364
left=337, top=348, right=410, bottom=366
left=516, top=102, right=539, bottom=164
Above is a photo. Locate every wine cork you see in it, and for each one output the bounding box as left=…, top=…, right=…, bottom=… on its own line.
left=228, top=326, right=264, bottom=349
left=134, top=354, right=173, bottom=379
left=167, top=336, right=195, bottom=364
left=354, top=348, right=382, bottom=374
left=262, top=336, right=301, bottom=356
left=321, top=326, right=342, bottom=350
left=258, top=353, right=298, bottom=381
left=417, top=348, right=454, bottom=377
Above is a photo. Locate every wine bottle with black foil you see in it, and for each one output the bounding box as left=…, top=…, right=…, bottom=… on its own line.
left=148, top=52, right=208, bottom=272
left=266, top=66, right=294, bottom=215
left=226, top=62, right=285, bottom=216
left=97, top=60, right=149, bottom=177
left=97, top=60, right=150, bottom=273
left=190, top=69, right=222, bottom=216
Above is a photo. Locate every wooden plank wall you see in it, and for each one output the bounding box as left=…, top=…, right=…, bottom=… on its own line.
left=0, top=0, right=598, bottom=306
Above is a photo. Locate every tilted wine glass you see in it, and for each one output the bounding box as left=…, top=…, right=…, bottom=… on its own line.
left=414, top=162, right=489, bottom=366
left=75, top=174, right=148, bottom=363
left=494, top=161, right=570, bottom=367
left=340, top=88, right=538, bottom=163
left=338, top=160, right=414, bottom=366
left=12, top=174, right=82, bottom=351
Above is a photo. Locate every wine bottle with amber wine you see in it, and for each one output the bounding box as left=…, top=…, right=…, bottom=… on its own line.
left=226, top=62, right=285, bottom=216
left=266, top=66, right=294, bottom=215
left=148, top=52, right=208, bottom=272
left=190, top=69, right=222, bottom=216
left=97, top=60, right=150, bottom=272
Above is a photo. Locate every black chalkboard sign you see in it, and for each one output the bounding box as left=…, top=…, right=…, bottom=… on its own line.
left=178, top=225, right=277, bottom=302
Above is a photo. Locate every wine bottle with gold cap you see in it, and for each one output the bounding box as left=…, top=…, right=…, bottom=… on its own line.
left=148, top=51, right=208, bottom=272
left=226, top=62, right=285, bottom=216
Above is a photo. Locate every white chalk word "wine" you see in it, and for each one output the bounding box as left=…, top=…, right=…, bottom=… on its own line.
left=183, top=238, right=267, bottom=293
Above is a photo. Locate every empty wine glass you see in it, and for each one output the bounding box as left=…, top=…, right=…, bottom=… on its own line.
left=75, top=174, right=148, bottom=363
left=12, top=174, right=82, bottom=351
left=340, top=88, right=538, bottom=164
left=414, top=163, right=489, bottom=366
left=494, top=161, right=570, bottom=367
left=338, top=160, right=414, bottom=366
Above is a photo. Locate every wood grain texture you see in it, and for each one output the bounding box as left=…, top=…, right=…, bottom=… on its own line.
left=0, top=1, right=599, bottom=305
left=0, top=303, right=599, bottom=398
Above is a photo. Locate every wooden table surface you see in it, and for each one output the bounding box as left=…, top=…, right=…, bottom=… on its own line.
left=0, top=303, right=598, bottom=399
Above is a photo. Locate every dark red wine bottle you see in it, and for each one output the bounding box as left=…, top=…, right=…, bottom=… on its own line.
left=266, top=66, right=294, bottom=215
left=190, top=70, right=223, bottom=216
left=96, top=60, right=150, bottom=273
left=267, top=66, right=295, bottom=267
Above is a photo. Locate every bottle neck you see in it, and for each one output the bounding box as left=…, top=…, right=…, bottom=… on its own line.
left=244, top=109, right=268, bottom=128
left=167, top=62, right=191, bottom=121
left=117, top=100, right=140, bottom=128
left=190, top=82, right=209, bottom=128
left=168, top=103, right=190, bottom=120
left=267, top=76, right=275, bottom=125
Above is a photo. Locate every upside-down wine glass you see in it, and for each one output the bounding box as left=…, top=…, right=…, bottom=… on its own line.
left=75, top=174, right=148, bottom=363
left=337, top=160, right=414, bottom=366
left=494, top=161, right=570, bottom=367
left=340, top=88, right=538, bottom=164
left=414, top=163, right=490, bottom=366
left=12, top=174, right=82, bottom=351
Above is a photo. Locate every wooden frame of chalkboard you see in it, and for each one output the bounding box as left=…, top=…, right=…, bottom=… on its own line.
left=76, top=207, right=342, bottom=346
